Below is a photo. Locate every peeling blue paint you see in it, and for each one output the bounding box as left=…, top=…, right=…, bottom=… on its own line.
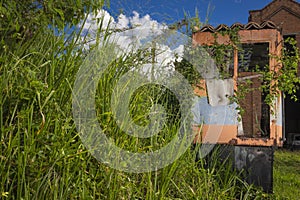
left=192, top=96, right=239, bottom=125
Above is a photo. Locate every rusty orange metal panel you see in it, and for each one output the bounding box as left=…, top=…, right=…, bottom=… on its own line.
left=193, top=124, right=283, bottom=146
left=193, top=80, right=207, bottom=97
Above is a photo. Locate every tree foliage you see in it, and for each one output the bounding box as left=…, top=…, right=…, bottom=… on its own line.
left=0, top=0, right=108, bottom=51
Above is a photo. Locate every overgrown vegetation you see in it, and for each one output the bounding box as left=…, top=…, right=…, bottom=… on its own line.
left=0, top=0, right=108, bottom=51
left=0, top=26, right=261, bottom=198
left=1, top=1, right=299, bottom=199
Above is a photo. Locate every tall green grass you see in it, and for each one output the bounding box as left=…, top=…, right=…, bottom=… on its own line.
left=0, top=23, right=266, bottom=199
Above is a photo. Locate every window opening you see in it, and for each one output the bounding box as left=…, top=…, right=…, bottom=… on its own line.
left=238, top=43, right=270, bottom=137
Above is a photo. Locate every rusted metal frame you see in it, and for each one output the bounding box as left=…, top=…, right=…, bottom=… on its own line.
left=192, top=29, right=283, bottom=146
left=236, top=29, right=283, bottom=146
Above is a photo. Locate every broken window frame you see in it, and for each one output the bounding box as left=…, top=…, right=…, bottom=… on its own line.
left=237, top=42, right=271, bottom=138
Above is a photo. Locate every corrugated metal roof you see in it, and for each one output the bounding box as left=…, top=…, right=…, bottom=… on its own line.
left=197, top=21, right=277, bottom=33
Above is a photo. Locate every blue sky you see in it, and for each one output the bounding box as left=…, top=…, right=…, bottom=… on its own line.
left=103, top=0, right=272, bottom=25
left=104, top=0, right=281, bottom=26
left=81, top=0, right=299, bottom=66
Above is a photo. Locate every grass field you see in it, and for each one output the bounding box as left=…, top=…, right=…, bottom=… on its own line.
left=273, top=149, right=300, bottom=200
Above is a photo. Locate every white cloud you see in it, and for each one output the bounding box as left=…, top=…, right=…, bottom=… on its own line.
left=81, top=9, right=115, bottom=38
left=116, top=14, right=129, bottom=29
left=79, top=9, right=185, bottom=74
